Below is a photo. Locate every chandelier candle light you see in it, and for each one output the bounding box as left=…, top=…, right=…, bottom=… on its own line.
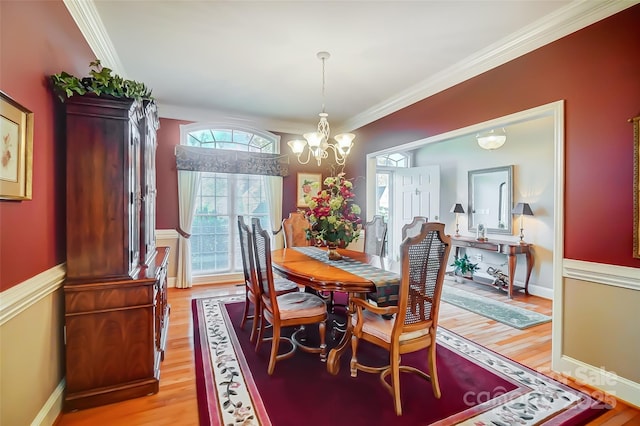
left=288, top=52, right=355, bottom=166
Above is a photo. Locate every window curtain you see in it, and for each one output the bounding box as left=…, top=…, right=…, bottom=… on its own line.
left=266, top=175, right=284, bottom=249
left=176, top=170, right=201, bottom=289
left=175, top=145, right=288, bottom=177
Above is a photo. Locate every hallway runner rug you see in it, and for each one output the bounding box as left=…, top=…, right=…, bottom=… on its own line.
left=441, top=284, right=552, bottom=329
left=192, top=297, right=607, bottom=426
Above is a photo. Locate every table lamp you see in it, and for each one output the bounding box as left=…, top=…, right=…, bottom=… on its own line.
left=512, top=202, right=534, bottom=244
left=450, top=203, right=465, bottom=237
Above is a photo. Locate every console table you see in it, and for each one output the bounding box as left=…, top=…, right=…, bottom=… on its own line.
left=450, top=236, right=533, bottom=299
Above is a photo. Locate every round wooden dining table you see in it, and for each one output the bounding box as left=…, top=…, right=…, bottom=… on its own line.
left=270, top=247, right=398, bottom=375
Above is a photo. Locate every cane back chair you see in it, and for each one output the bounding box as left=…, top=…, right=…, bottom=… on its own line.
left=237, top=216, right=298, bottom=344
left=350, top=222, right=451, bottom=415
left=252, top=219, right=328, bottom=375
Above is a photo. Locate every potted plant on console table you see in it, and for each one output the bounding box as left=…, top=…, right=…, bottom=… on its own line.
left=451, top=254, right=480, bottom=283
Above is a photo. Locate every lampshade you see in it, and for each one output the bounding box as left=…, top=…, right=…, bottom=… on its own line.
left=287, top=139, right=307, bottom=154
left=450, top=203, right=465, bottom=214
left=477, top=128, right=507, bottom=150
left=512, top=202, right=534, bottom=216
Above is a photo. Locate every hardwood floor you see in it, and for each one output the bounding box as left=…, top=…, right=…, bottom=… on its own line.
left=55, top=280, right=639, bottom=425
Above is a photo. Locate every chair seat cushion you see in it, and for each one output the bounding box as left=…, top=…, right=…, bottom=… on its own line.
left=273, top=277, right=299, bottom=294
left=354, top=309, right=430, bottom=343
left=277, top=292, right=327, bottom=320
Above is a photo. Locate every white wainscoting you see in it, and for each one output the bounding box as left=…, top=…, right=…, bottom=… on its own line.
left=555, top=259, right=640, bottom=408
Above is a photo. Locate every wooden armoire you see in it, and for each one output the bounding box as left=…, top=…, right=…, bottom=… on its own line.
left=62, top=95, right=169, bottom=411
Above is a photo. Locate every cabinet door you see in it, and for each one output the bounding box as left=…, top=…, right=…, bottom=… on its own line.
left=65, top=96, right=143, bottom=280
left=140, top=102, right=159, bottom=266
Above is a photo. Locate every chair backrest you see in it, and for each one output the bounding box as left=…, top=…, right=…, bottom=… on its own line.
left=363, top=215, right=387, bottom=257
left=401, top=216, right=428, bottom=241
left=282, top=212, right=311, bottom=248
left=237, top=216, right=258, bottom=296
left=394, top=222, right=451, bottom=336
left=251, top=218, right=279, bottom=311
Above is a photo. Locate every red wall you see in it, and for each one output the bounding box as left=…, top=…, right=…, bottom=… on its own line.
left=3, top=3, right=638, bottom=292
left=0, top=1, right=95, bottom=291
left=343, top=5, right=640, bottom=268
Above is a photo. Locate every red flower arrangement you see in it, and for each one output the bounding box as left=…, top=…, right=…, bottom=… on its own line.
left=302, top=173, right=362, bottom=247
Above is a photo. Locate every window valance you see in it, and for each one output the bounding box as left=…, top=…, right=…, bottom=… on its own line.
left=175, top=145, right=289, bottom=177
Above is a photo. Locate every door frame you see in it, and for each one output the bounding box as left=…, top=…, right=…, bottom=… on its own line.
left=365, top=100, right=564, bottom=367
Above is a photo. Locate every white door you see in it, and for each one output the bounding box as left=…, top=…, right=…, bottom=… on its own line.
left=389, top=165, right=440, bottom=259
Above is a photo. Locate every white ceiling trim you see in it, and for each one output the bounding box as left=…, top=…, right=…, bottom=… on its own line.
left=63, top=0, right=126, bottom=76
left=64, top=0, right=638, bottom=134
left=342, top=0, right=637, bottom=133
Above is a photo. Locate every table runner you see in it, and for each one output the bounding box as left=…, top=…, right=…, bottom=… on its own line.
left=292, top=246, right=400, bottom=306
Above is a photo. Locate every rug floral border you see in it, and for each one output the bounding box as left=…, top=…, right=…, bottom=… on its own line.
left=193, top=297, right=607, bottom=426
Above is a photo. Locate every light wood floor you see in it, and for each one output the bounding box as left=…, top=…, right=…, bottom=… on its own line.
left=56, top=280, right=639, bottom=425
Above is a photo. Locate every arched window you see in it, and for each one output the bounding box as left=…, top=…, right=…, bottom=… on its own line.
left=181, top=124, right=280, bottom=279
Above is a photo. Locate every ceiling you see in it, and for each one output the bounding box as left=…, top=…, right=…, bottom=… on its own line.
left=65, top=1, right=629, bottom=136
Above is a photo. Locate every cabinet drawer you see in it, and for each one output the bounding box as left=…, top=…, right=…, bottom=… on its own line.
left=65, top=282, right=154, bottom=314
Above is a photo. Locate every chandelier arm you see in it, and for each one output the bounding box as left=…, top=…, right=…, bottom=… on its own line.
left=325, top=144, right=347, bottom=165
left=295, top=148, right=312, bottom=165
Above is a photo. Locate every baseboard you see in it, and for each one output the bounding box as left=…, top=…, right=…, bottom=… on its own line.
left=31, top=379, right=65, bottom=426
left=553, top=355, right=640, bottom=409
left=526, top=283, right=553, bottom=300
left=0, top=264, right=66, bottom=325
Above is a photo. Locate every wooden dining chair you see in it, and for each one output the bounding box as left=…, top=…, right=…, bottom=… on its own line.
left=252, top=218, right=328, bottom=375
left=363, top=215, right=388, bottom=257
left=350, top=222, right=451, bottom=415
left=237, top=216, right=298, bottom=344
left=401, top=216, right=428, bottom=241
left=282, top=211, right=312, bottom=248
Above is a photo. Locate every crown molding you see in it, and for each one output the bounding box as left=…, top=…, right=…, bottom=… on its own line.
left=158, top=103, right=307, bottom=135
left=342, top=0, right=638, bottom=132
left=65, top=0, right=638, bottom=134
left=63, top=0, right=126, bottom=75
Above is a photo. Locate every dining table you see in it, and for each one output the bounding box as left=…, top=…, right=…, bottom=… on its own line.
left=270, top=246, right=401, bottom=375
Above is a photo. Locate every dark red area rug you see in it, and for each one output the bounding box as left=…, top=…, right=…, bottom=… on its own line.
left=192, top=296, right=609, bottom=425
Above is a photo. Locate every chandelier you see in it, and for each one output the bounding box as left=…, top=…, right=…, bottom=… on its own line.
left=288, top=51, right=355, bottom=166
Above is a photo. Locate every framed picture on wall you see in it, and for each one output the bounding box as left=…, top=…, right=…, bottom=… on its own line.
left=632, top=114, right=640, bottom=258
left=297, top=172, right=322, bottom=208
left=1, top=91, right=33, bottom=201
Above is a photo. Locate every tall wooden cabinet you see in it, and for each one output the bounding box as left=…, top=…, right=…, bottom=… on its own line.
left=62, top=95, right=169, bottom=411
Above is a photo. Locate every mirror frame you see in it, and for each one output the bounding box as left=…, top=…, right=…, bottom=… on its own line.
left=468, top=165, right=513, bottom=235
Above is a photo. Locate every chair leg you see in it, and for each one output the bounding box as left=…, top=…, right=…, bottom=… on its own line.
left=249, top=300, right=259, bottom=343
left=267, top=324, right=281, bottom=375
left=428, top=343, right=441, bottom=399
left=350, top=334, right=359, bottom=377
left=391, top=349, right=402, bottom=416
left=255, top=310, right=266, bottom=352
left=318, top=320, right=327, bottom=362
left=240, top=295, right=250, bottom=330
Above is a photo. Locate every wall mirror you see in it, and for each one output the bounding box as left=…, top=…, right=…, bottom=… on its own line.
left=468, top=165, right=513, bottom=235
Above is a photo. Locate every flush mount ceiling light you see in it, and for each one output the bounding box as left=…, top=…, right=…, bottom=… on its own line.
left=476, top=128, right=507, bottom=150
left=287, top=51, right=354, bottom=166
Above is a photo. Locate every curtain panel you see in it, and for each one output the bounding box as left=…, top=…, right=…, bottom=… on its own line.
left=175, top=145, right=289, bottom=177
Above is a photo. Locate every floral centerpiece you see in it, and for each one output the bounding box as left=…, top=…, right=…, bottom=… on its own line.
left=302, top=173, right=362, bottom=260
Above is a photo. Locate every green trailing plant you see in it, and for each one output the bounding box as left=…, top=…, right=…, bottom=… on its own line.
left=450, top=254, right=480, bottom=276
left=50, top=60, right=153, bottom=102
